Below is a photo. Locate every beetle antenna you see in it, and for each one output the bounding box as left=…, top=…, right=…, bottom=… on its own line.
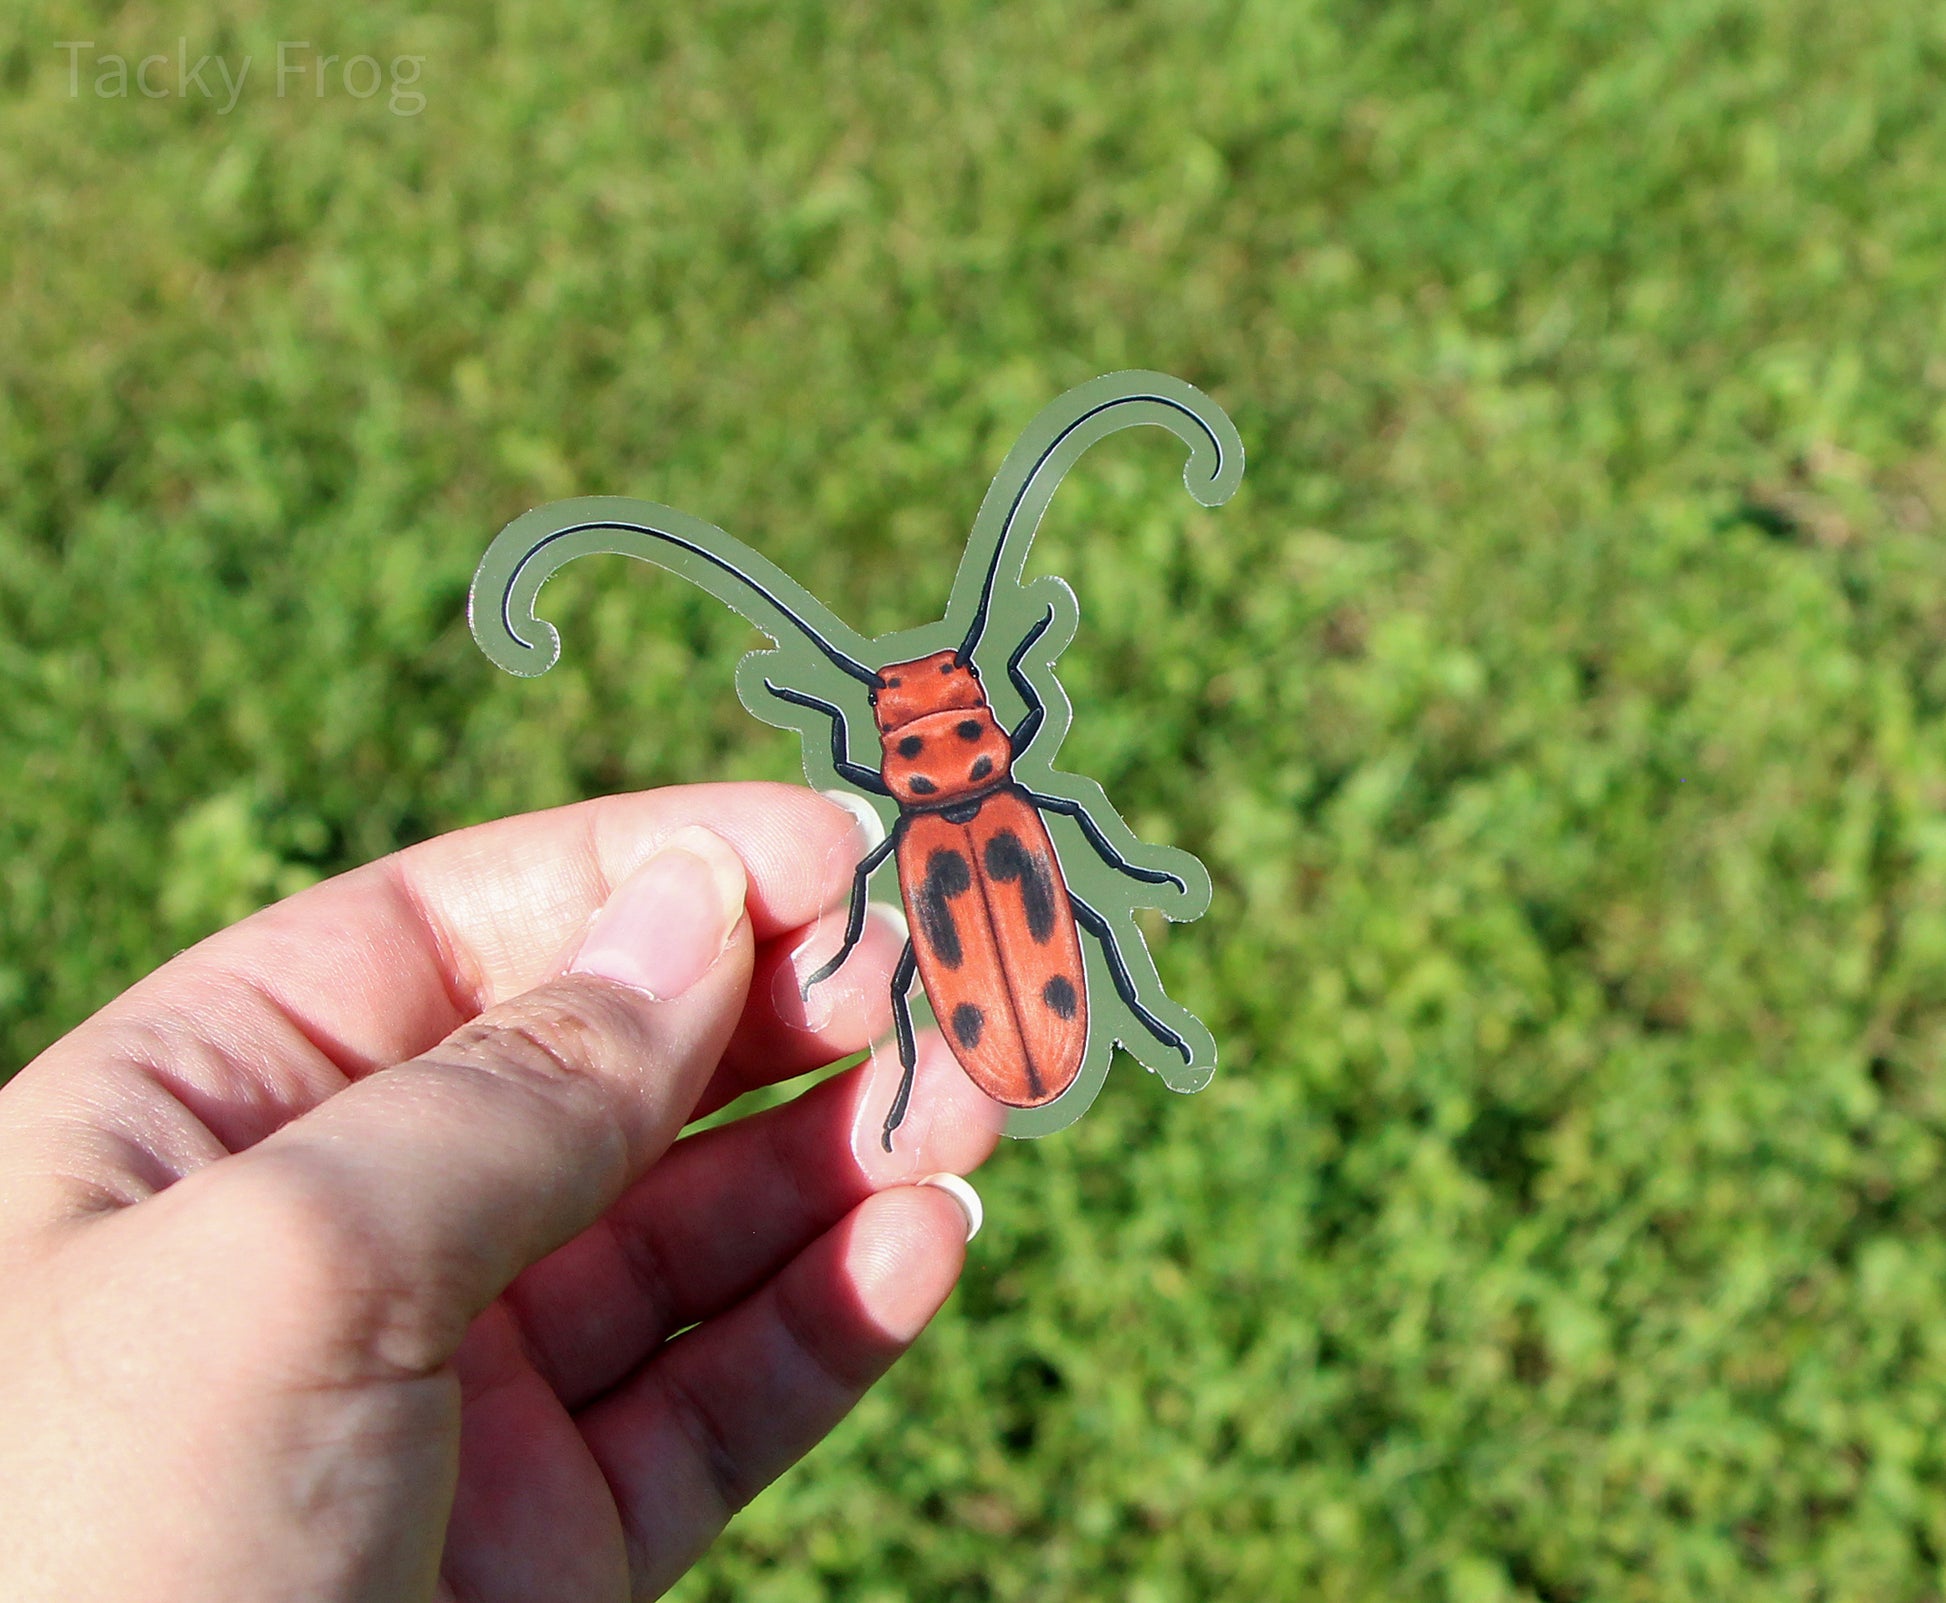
left=952, top=374, right=1242, bottom=666
left=472, top=499, right=884, bottom=686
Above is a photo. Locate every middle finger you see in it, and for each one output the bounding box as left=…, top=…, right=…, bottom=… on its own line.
left=501, top=1028, right=999, bottom=1409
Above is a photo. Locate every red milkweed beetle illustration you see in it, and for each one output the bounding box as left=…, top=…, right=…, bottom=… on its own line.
left=777, top=629, right=1174, bottom=1145
left=470, top=371, right=1243, bottom=1147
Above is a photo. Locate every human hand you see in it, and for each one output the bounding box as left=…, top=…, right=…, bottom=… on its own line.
left=0, top=784, right=996, bottom=1601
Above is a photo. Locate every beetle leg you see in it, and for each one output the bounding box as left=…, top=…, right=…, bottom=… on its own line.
left=881, top=939, right=921, bottom=1151
left=763, top=679, right=891, bottom=796
left=1020, top=788, right=1187, bottom=892
left=1006, top=604, right=1057, bottom=753
left=1069, top=891, right=1193, bottom=1063
left=801, top=829, right=899, bottom=995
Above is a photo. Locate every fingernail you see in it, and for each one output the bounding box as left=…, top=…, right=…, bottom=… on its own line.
left=820, top=788, right=886, bottom=855
left=572, top=826, right=747, bottom=1000
left=918, top=1173, right=983, bottom=1242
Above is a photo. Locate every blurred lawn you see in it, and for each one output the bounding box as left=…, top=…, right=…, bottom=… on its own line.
left=7, top=0, right=1946, bottom=1597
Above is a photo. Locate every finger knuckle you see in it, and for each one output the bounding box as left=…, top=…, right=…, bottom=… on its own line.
left=219, top=1160, right=411, bottom=1350
left=450, top=988, right=627, bottom=1092
left=662, top=1367, right=760, bottom=1516
left=439, top=986, right=644, bottom=1165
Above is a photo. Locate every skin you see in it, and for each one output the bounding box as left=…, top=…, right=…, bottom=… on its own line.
left=0, top=783, right=998, bottom=1602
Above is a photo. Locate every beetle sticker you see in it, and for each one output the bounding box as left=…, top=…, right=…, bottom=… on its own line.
left=469, top=370, right=1243, bottom=1144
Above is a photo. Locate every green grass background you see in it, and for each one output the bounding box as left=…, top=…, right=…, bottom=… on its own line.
left=6, top=1, right=1946, bottom=1597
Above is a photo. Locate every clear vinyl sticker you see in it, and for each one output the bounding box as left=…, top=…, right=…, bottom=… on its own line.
left=469, top=371, right=1245, bottom=1158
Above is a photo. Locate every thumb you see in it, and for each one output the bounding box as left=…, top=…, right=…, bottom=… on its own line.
left=188, top=825, right=753, bottom=1377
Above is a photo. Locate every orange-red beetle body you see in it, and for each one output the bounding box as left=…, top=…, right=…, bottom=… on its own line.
left=785, top=629, right=1191, bottom=1148
left=871, top=650, right=1089, bottom=1108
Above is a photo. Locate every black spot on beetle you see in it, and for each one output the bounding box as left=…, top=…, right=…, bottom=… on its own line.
left=984, top=831, right=1058, bottom=942
left=1043, top=975, right=1078, bottom=1019
left=886, top=677, right=903, bottom=687
left=907, top=775, right=938, bottom=795
left=898, top=735, right=924, bottom=757
left=969, top=755, right=994, bottom=782
left=957, top=719, right=983, bottom=740
left=940, top=660, right=955, bottom=673
left=915, top=849, right=970, bottom=967
left=951, top=1003, right=985, bottom=1050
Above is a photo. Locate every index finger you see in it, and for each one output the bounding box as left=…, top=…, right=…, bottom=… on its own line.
left=7, top=784, right=871, bottom=1176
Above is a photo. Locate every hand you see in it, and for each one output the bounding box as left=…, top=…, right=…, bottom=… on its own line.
left=0, top=784, right=996, bottom=1601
